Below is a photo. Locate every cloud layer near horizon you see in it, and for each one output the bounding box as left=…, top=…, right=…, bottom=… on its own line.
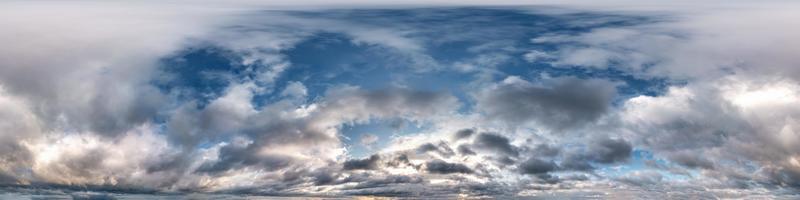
left=1, top=1, right=800, bottom=199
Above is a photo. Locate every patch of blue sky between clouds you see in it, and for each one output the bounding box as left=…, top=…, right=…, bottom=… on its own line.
left=154, top=7, right=672, bottom=115
left=143, top=6, right=682, bottom=194
left=340, top=119, right=429, bottom=158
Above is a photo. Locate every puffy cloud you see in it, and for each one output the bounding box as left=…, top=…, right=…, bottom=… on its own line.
left=457, top=145, right=477, bottom=156
left=531, top=144, right=561, bottom=157
left=281, top=81, right=308, bottom=98
left=560, top=156, right=596, bottom=172
left=343, top=155, right=381, bottom=170
left=0, top=2, right=232, bottom=138
left=586, top=137, right=632, bottom=164
left=425, top=160, right=474, bottom=174
left=667, top=151, right=715, bottom=170
left=519, top=158, right=557, bottom=175
left=476, top=76, right=617, bottom=130
left=621, top=75, right=800, bottom=189
left=471, top=132, right=519, bottom=157
left=24, top=125, right=182, bottom=188
left=0, top=87, right=40, bottom=184
left=452, top=128, right=475, bottom=141
left=415, top=142, right=456, bottom=159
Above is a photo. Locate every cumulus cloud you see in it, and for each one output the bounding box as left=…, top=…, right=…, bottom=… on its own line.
left=0, top=2, right=234, bottom=139
left=453, top=128, right=475, bottom=141
left=586, top=137, right=633, bottom=164
left=476, top=76, right=617, bottom=130
left=425, top=160, right=474, bottom=174
left=519, top=158, right=557, bottom=175
left=472, top=132, right=519, bottom=157
left=619, top=76, right=800, bottom=189
left=343, top=155, right=381, bottom=170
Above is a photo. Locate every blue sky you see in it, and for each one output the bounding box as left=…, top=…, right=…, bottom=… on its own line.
left=1, top=1, right=800, bottom=199
left=156, top=8, right=670, bottom=159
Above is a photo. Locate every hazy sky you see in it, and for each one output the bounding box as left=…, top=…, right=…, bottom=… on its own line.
left=1, top=1, right=800, bottom=199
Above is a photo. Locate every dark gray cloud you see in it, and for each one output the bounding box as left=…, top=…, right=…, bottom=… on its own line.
left=587, top=137, right=632, bottom=164
left=0, top=171, right=18, bottom=184
left=343, top=154, right=381, bottom=170
left=195, top=144, right=293, bottom=174
left=763, top=166, right=800, bottom=188
left=532, top=144, right=561, bottom=157
left=416, top=143, right=439, bottom=153
left=560, top=155, right=596, bottom=171
left=425, top=160, right=474, bottom=174
left=519, top=158, right=557, bottom=175
left=668, top=152, right=715, bottom=170
left=492, top=156, right=516, bottom=166
left=526, top=138, right=629, bottom=173
left=415, top=142, right=455, bottom=157
left=472, top=132, right=518, bottom=157
left=477, top=77, right=617, bottom=129
left=348, top=175, right=424, bottom=190
left=385, top=154, right=420, bottom=170
left=457, top=145, right=476, bottom=155
left=453, top=128, right=475, bottom=141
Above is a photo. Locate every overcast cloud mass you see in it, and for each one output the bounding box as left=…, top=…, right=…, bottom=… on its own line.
left=1, top=0, right=800, bottom=199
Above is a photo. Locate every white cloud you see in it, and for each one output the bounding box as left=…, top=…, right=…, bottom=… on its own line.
left=281, top=81, right=309, bottom=98
left=360, top=134, right=379, bottom=147
left=620, top=74, right=800, bottom=189
left=530, top=4, right=800, bottom=80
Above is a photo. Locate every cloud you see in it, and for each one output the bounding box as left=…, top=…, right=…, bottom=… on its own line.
left=360, top=134, right=379, bottom=147
left=195, top=145, right=294, bottom=174
left=530, top=4, right=800, bottom=81
left=0, top=2, right=232, bottom=138
left=586, top=137, right=632, bottom=164
left=620, top=76, right=800, bottom=189
left=476, top=76, right=617, bottom=130
left=343, top=154, right=381, bottom=170
left=416, top=142, right=456, bottom=158
left=667, top=151, right=715, bottom=169
left=560, top=155, right=596, bottom=171
left=70, top=193, right=117, bottom=200
left=281, top=81, right=308, bottom=98
left=518, top=158, right=557, bottom=175
left=453, top=128, right=475, bottom=141
left=457, top=145, right=477, bottom=156
left=615, top=171, right=663, bottom=186
left=532, top=144, right=561, bottom=157
left=471, top=132, right=519, bottom=157
left=522, top=50, right=553, bottom=63
left=425, top=160, right=474, bottom=174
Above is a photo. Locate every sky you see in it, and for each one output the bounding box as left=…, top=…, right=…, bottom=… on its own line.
left=1, top=0, right=800, bottom=199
